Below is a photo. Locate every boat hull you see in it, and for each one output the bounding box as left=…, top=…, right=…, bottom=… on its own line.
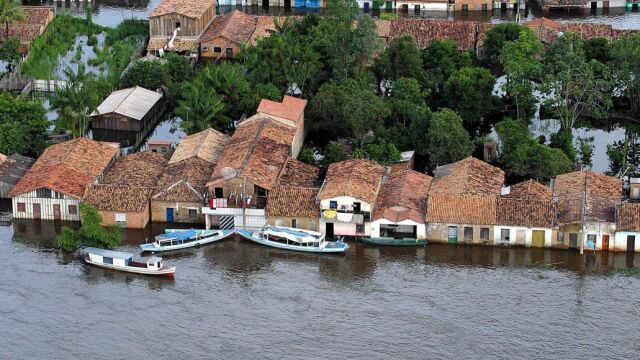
left=140, top=230, right=234, bottom=252
left=236, top=230, right=349, bottom=253
left=84, top=257, right=176, bottom=277
left=362, top=237, right=428, bottom=246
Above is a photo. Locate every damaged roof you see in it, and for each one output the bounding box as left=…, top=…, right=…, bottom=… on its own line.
left=169, top=128, right=229, bottom=165
left=373, top=168, right=432, bottom=223
left=319, top=159, right=386, bottom=205
left=201, top=10, right=257, bottom=43
left=430, top=157, right=505, bottom=196
left=554, top=170, right=622, bottom=224
left=266, top=186, right=320, bottom=219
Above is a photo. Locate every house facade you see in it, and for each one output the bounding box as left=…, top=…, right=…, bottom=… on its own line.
left=494, top=197, right=555, bottom=248
left=82, top=152, right=167, bottom=229
left=425, top=194, right=497, bottom=245
left=9, top=138, right=119, bottom=221
left=614, top=203, right=640, bottom=252
left=370, top=168, right=432, bottom=240
left=200, top=10, right=257, bottom=59
left=266, top=186, right=320, bottom=231
left=554, top=170, right=622, bottom=252
left=318, top=159, right=386, bottom=239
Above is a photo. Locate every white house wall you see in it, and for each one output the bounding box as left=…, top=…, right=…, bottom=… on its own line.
left=12, top=190, right=81, bottom=221
left=396, top=1, right=449, bottom=11
left=320, top=196, right=372, bottom=213
left=370, top=219, right=426, bottom=239
left=492, top=226, right=552, bottom=248
left=613, top=232, right=640, bottom=252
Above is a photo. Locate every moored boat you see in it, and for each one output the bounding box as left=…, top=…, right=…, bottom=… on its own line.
left=361, top=237, right=427, bottom=246
left=236, top=225, right=349, bottom=253
left=84, top=247, right=176, bottom=277
left=140, top=229, right=234, bottom=252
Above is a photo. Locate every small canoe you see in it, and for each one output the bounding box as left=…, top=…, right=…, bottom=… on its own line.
left=236, top=226, right=349, bottom=253
left=140, top=229, right=234, bottom=252
left=362, top=237, right=427, bottom=246
left=84, top=247, right=175, bottom=277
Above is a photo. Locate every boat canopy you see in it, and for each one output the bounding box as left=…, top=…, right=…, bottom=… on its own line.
left=134, top=255, right=163, bottom=263
left=265, top=226, right=322, bottom=244
left=158, top=229, right=197, bottom=240
left=84, top=247, right=133, bottom=260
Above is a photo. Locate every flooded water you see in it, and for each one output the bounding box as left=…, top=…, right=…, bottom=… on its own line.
left=1, top=219, right=639, bottom=359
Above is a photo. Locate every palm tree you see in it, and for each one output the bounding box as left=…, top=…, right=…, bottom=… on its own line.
left=0, top=0, right=24, bottom=39
left=51, top=65, right=99, bottom=138
left=176, top=83, right=230, bottom=134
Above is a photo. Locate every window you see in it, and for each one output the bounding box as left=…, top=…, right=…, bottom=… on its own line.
left=462, top=4, right=468, bottom=11
left=587, top=234, right=597, bottom=249
left=353, top=202, right=361, bottom=212
left=36, top=188, right=51, bottom=198
left=256, top=186, right=267, bottom=197
left=188, top=209, right=198, bottom=219
left=226, top=48, right=234, bottom=58
left=329, top=201, right=337, bottom=209
left=480, top=228, right=489, bottom=240
left=17, top=202, right=25, bottom=212
left=202, top=46, right=209, bottom=51
left=557, top=232, right=564, bottom=243
left=115, top=213, right=127, bottom=223
left=356, top=224, right=365, bottom=234
left=464, top=227, right=473, bottom=240
left=213, top=47, right=222, bottom=53
left=500, top=229, right=510, bottom=242
left=175, top=22, right=181, bottom=28
left=214, top=188, right=224, bottom=198
left=481, top=3, right=487, bottom=11
left=68, top=205, right=77, bottom=215
left=292, top=219, right=297, bottom=228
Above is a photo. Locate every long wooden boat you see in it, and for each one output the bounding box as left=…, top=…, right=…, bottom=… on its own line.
left=140, top=229, right=234, bottom=252
left=362, top=237, right=428, bottom=246
left=236, top=226, right=349, bottom=253
left=84, top=247, right=175, bottom=277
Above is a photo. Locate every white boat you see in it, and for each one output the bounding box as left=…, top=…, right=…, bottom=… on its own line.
left=140, top=229, right=234, bottom=252
left=236, top=226, right=349, bottom=253
left=84, top=247, right=175, bottom=277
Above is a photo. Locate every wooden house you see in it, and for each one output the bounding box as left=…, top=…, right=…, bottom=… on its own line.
left=554, top=170, right=623, bottom=252
left=615, top=203, right=640, bottom=252
left=152, top=128, right=229, bottom=224
left=83, top=152, right=167, bottom=229
left=148, top=0, right=216, bottom=56
left=200, top=10, right=257, bottom=60
left=9, top=138, right=120, bottom=221
left=371, top=168, right=432, bottom=241
left=0, top=154, right=34, bottom=198
left=318, top=159, right=387, bottom=239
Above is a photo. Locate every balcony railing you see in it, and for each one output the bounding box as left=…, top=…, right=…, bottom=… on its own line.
left=321, top=208, right=370, bottom=224
left=206, top=195, right=267, bottom=210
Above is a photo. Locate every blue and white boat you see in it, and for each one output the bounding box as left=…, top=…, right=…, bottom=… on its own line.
left=236, top=225, right=349, bottom=253
left=140, top=229, right=234, bottom=252
left=84, top=247, right=175, bottom=277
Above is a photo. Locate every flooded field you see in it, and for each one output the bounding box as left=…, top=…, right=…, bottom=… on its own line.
left=1, top=219, right=639, bottom=359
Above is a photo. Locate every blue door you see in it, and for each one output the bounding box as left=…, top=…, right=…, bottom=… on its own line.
left=364, top=2, right=370, bottom=10
left=166, top=208, right=174, bottom=223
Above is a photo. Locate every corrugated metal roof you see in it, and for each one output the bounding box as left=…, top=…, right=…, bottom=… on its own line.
left=92, top=86, right=162, bottom=121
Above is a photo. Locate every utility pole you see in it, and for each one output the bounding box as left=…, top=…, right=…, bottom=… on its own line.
left=580, top=188, right=587, bottom=255
left=242, top=176, right=247, bottom=230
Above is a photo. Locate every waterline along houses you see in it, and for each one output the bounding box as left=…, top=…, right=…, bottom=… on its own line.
left=318, top=159, right=387, bottom=239
left=9, top=138, right=120, bottom=221
left=152, top=128, right=229, bottom=224
left=615, top=203, right=640, bottom=252
left=82, top=152, right=168, bottom=229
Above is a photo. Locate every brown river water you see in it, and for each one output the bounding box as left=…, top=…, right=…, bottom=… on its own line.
left=1, top=219, right=639, bottom=359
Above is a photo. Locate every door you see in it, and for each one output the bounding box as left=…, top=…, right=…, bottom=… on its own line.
left=603, top=1, right=609, bottom=8
left=532, top=230, right=545, bottom=248
left=33, top=203, right=41, bottom=219
left=53, top=204, right=61, bottom=220
left=448, top=226, right=458, bottom=244
left=166, top=208, right=174, bottom=223
left=364, top=2, right=369, bottom=10
left=602, top=234, right=609, bottom=251
left=385, top=1, right=392, bottom=10
left=326, top=223, right=334, bottom=239
left=569, top=233, right=578, bottom=249
left=372, top=0, right=380, bottom=9
left=627, top=235, right=636, bottom=253
left=284, top=0, right=291, bottom=7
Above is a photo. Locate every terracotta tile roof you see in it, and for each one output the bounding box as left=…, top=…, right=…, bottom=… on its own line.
left=430, top=157, right=505, bottom=196
left=101, top=152, right=167, bottom=187
left=149, top=0, right=214, bottom=18
left=425, top=194, right=497, bottom=225
left=373, top=168, right=432, bottom=223
left=506, top=180, right=552, bottom=201
left=616, top=203, right=640, bottom=232
left=201, top=10, right=257, bottom=43
left=375, top=19, right=391, bottom=39
left=563, top=22, right=614, bottom=40
left=9, top=138, right=119, bottom=198
left=319, top=159, right=386, bottom=205
left=147, top=37, right=199, bottom=51
left=277, top=158, right=320, bottom=187
left=266, top=186, right=319, bottom=218
left=497, top=198, right=555, bottom=228
left=207, top=117, right=295, bottom=191
left=169, top=128, right=229, bottom=165
left=83, top=185, right=153, bottom=213
left=257, top=96, right=307, bottom=124
left=554, top=170, right=622, bottom=224
left=523, top=18, right=633, bottom=45
left=0, top=7, right=54, bottom=45
left=154, top=157, right=215, bottom=203
left=523, top=18, right=564, bottom=31
left=389, top=19, right=478, bottom=50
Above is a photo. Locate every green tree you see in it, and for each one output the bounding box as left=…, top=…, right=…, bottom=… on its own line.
left=610, top=34, right=640, bottom=113
left=425, top=108, right=472, bottom=168
left=542, top=33, right=612, bottom=130
left=363, top=138, right=401, bottom=166
left=483, top=23, right=525, bottom=62
left=51, top=65, right=100, bottom=138
left=55, top=204, right=121, bottom=252
left=444, top=66, right=496, bottom=137
left=607, top=132, right=640, bottom=177
left=0, top=92, right=48, bottom=157
left=320, top=142, right=347, bottom=167
left=386, top=77, right=428, bottom=127
left=583, top=37, right=610, bottom=63
left=120, top=59, right=166, bottom=89
left=495, top=118, right=573, bottom=179
left=408, top=108, right=432, bottom=156
left=0, top=36, right=20, bottom=71
left=499, top=27, right=542, bottom=120
left=421, top=39, right=472, bottom=105
left=576, top=136, right=595, bottom=169
left=175, top=83, right=230, bottom=134
left=373, top=35, right=424, bottom=90
left=0, top=0, right=24, bottom=38
left=550, top=128, right=577, bottom=162
left=298, top=147, right=317, bottom=166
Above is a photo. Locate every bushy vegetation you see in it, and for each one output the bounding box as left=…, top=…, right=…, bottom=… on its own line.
left=0, top=92, right=48, bottom=156
left=55, top=204, right=121, bottom=252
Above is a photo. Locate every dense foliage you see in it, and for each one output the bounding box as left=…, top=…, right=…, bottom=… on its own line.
left=54, top=204, right=121, bottom=252
left=0, top=92, right=48, bottom=156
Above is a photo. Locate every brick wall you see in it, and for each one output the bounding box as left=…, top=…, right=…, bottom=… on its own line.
left=267, top=216, right=319, bottom=231
left=97, top=204, right=150, bottom=229
left=151, top=200, right=204, bottom=224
